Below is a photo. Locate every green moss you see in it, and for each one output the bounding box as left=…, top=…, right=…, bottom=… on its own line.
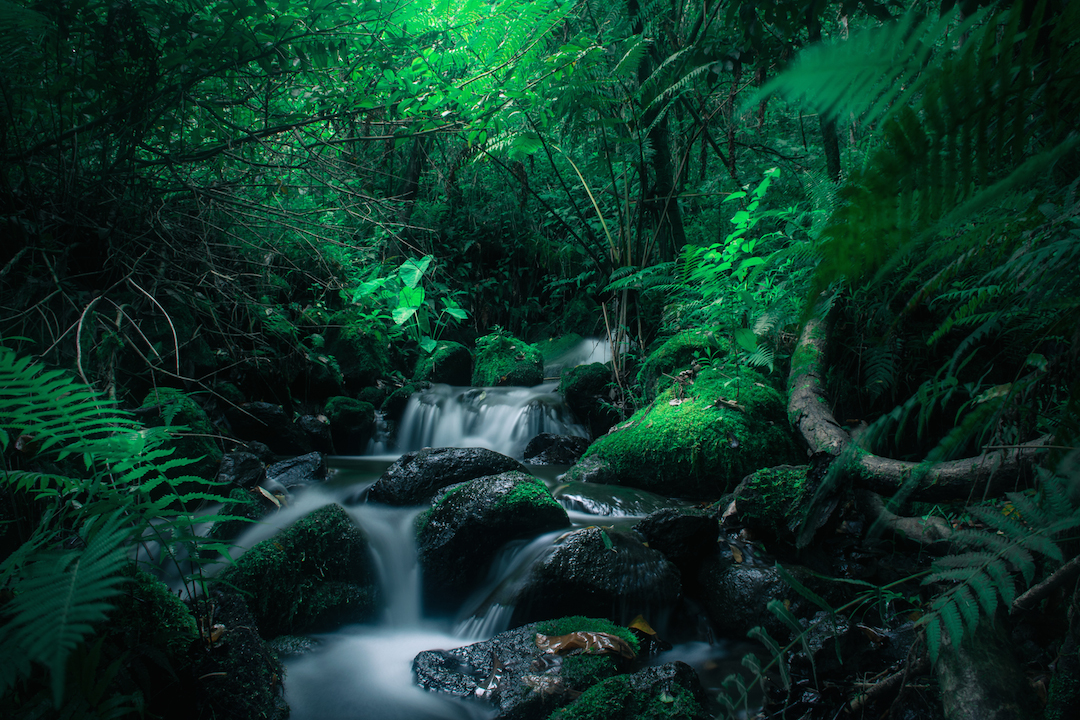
left=473, top=332, right=544, bottom=386
left=735, top=465, right=809, bottom=536
left=549, top=675, right=704, bottom=720
left=575, top=367, right=799, bottom=498
left=497, top=474, right=559, bottom=511
left=119, top=567, right=199, bottom=658
left=636, top=331, right=728, bottom=400
left=537, top=334, right=585, bottom=362
left=327, top=311, right=393, bottom=388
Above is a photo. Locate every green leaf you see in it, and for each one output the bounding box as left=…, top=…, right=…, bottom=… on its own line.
left=734, top=328, right=758, bottom=353
left=398, top=255, right=434, bottom=288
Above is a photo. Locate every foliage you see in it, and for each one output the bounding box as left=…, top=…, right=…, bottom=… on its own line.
left=0, top=343, right=244, bottom=705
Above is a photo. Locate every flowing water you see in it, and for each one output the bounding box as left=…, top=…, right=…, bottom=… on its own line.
left=225, top=339, right=734, bottom=718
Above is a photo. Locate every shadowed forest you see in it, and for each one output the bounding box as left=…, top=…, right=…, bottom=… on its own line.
left=1, top=0, right=1079, bottom=718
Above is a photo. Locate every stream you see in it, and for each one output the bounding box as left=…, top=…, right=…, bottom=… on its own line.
left=232, top=340, right=739, bottom=719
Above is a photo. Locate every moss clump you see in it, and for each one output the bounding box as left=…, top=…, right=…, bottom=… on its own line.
left=734, top=464, right=810, bottom=538
left=119, top=567, right=199, bottom=658
left=636, top=331, right=728, bottom=400
left=327, top=312, right=393, bottom=389
left=141, top=387, right=223, bottom=482
left=473, top=332, right=543, bottom=386
left=549, top=675, right=705, bottom=720
left=324, top=395, right=376, bottom=453
left=413, top=340, right=472, bottom=385
left=568, top=367, right=799, bottom=498
left=559, top=362, right=619, bottom=437
left=218, top=503, right=378, bottom=637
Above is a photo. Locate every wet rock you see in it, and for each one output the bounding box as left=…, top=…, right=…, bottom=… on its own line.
left=193, top=588, right=289, bottom=720
left=473, top=332, right=544, bottom=387
left=551, top=661, right=710, bottom=720
left=635, top=331, right=728, bottom=401
left=509, top=526, right=682, bottom=628
left=367, top=446, right=527, bottom=505
left=634, top=508, right=718, bottom=582
left=417, top=471, right=571, bottom=612
left=697, top=555, right=817, bottom=641
left=297, top=414, right=334, bottom=454
left=324, top=396, right=376, bottom=454
left=552, top=481, right=675, bottom=518
left=216, top=452, right=266, bottom=489
left=265, top=452, right=327, bottom=489
left=413, top=618, right=638, bottom=719
left=414, top=340, right=473, bottom=385
left=226, top=401, right=312, bottom=456
left=731, top=464, right=812, bottom=542
left=558, top=362, right=621, bottom=438
left=218, top=503, right=378, bottom=637
left=524, top=433, right=591, bottom=465
left=562, top=367, right=799, bottom=499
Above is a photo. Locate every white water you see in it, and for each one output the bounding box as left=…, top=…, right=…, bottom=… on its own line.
left=394, top=382, right=587, bottom=459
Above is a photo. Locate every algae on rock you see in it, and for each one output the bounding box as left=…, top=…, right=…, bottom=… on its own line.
left=473, top=332, right=544, bottom=387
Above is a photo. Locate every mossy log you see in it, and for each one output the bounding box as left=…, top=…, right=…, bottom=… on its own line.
left=787, top=317, right=1048, bottom=502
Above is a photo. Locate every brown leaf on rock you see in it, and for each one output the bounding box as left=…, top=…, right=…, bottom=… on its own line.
left=535, top=631, right=636, bottom=659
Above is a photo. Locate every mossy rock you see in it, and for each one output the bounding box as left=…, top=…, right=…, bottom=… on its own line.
left=472, top=332, right=543, bottom=387
left=417, top=471, right=571, bottom=611
left=141, top=387, right=223, bottom=482
left=733, top=464, right=811, bottom=540
left=413, top=340, right=472, bottom=385
left=564, top=367, right=799, bottom=499
left=324, top=396, right=376, bottom=453
left=548, top=662, right=710, bottom=720
left=559, top=362, right=620, bottom=438
left=636, top=331, right=728, bottom=400
left=204, top=487, right=266, bottom=553
left=218, top=503, right=378, bottom=637
left=326, top=312, right=392, bottom=390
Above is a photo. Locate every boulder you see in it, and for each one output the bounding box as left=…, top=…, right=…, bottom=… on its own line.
left=324, top=396, right=376, bottom=454
left=413, top=617, right=639, bottom=719
left=140, top=387, right=223, bottom=482
left=297, top=414, right=334, bottom=454
left=325, top=313, right=393, bottom=391
left=524, top=433, right=591, bottom=465
left=417, top=471, right=571, bottom=611
left=265, top=452, right=327, bottom=490
left=634, top=508, right=719, bottom=584
left=216, top=452, right=266, bottom=489
left=551, top=482, right=677, bottom=518
left=563, top=366, right=800, bottom=499
left=636, top=330, right=728, bottom=401
left=218, top=503, right=378, bottom=637
left=558, top=362, right=620, bottom=438
left=413, top=340, right=473, bottom=385
left=367, top=447, right=526, bottom=506
left=473, top=332, right=544, bottom=387
left=226, top=401, right=312, bottom=456
left=509, top=526, right=682, bottom=628
left=731, top=464, right=812, bottom=542
left=550, top=661, right=710, bottom=720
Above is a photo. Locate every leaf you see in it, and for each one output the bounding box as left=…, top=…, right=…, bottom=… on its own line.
left=733, top=328, right=758, bottom=353
left=393, top=285, right=425, bottom=325
left=398, top=255, right=433, bottom=288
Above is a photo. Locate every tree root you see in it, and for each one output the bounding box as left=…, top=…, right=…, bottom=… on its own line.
left=788, top=317, right=1048, bottom=502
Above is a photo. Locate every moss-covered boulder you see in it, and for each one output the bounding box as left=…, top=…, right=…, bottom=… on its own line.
left=218, top=503, right=378, bottom=637
left=564, top=366, right=799, bottom=499
left=417, top=471, right=571, bottom=611
left=473, top=332, right=544, bottom=387
left=413, top=340, right=472, bottom=385
left=413, top=618, right=638, bottom=719
left=326, top=313, right=393, bottom=390
left=636, top=331, right=728, bottom=401
left=367, top=446, right=527, bottom=505
left=549, top=661, right=710, bottom=720
left=559, top=362, right=620, bottom=438
left=509, top=526, right=682, bottom=628
left=324, top=396, right=376, bottom=454
left=732, top=464, right=811, bottom=541
left=141, top=388, right=223, bottom=481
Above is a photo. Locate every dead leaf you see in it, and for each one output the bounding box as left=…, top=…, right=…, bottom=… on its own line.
left=730, top=545, right=744, bottom=563
left=535, top=631, right=636, bottom=659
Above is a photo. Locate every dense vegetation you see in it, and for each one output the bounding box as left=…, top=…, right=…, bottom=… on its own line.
left=1, top=0, right=1079, bottom=717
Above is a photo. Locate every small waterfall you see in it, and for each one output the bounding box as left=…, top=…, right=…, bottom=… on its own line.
left=365, top=411, right=391, bottom=455
left=543, top=336, right=613, bottom=375
left=346, top=503, right=425, bottom=627
left=393, top=382, right=587, bottom=458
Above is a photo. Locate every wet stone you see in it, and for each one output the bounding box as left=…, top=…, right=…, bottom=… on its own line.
left=265, top=452, right=327, bottom=489
left=367, top=446, right=527, bottom=506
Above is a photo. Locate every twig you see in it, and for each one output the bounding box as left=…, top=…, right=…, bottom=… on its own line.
left=1012, top=554, right=1080, bottom=614
left=129, top=278, right=180, bottom=375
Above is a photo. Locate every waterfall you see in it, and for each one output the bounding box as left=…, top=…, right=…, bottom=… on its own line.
left=393, top=382, right=587, bottom=459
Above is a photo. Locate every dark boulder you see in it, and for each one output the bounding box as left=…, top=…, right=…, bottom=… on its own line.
left=297, top=414, right=334, bottom=454
left=226, top=401, right=312, bottom=456
left=552, top=482, right=676, bottom=518
left=473, top=332, right=544, bottom=387
left=216, top=452, right=266, bottom=489
left=414, top=341, right=473, bottom=385
left=265, top=452, right=328, bottom=490
left=558, top=362, right=621, bottom=438
left=634, top=508, right=719, bottom=585
left=524, top=433, right=591, bottom=465
left=218, top=503, right=378, bottom=637
left=417, top=471, right=571, bottom=612
left=367, top=447, right=526, bottom=506
left=324, top=396, right=376, bottom=454
left=509, top=526, right=682, bottom=628
left=413, top=618, right=638, bottom=719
